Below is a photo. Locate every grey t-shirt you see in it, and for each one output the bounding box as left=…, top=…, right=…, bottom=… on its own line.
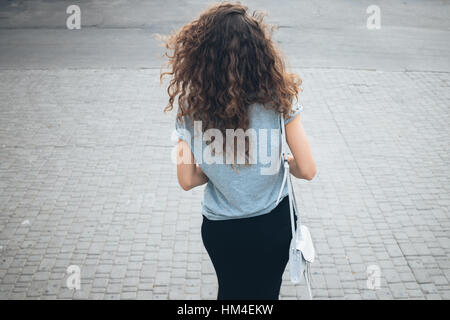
left=175, top=102, right=302, bottom=220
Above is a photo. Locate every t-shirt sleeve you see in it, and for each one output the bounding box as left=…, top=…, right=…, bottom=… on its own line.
left=284, top=104, right=303, bottom=125
left=175, top=115, right=192, bottom=144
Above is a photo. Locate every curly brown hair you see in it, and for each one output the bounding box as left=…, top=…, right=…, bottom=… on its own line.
left=161, top=1, right=301, bottom=158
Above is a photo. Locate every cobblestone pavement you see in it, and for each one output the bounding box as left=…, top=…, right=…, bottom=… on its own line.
left=0, top=68, right=448, bottom=299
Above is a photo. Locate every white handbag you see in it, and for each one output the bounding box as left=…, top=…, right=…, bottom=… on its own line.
left=275, top=113, right=315, bottom=299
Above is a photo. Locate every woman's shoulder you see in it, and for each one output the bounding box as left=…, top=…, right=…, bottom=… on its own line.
left=248, top=103, right=280, bottom=128
left=249, top=102, right=303, bottom=126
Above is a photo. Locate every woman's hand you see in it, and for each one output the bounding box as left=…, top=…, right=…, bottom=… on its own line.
left=286, top=154, right=301, bottom=178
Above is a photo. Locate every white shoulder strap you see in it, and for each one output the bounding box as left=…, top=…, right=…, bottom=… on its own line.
left=276, top=114, right=302, bottom=239
left=276, top=115, right=289, bottom=205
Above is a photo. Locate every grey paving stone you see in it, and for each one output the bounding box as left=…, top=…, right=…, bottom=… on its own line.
left=0, top=59, right=449, bottom=301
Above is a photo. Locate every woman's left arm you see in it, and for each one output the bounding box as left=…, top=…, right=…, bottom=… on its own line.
left=176, top=139, right=209, bottom=191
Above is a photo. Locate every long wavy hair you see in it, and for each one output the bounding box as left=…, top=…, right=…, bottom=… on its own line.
left=161, top=2, right=302, bottom=163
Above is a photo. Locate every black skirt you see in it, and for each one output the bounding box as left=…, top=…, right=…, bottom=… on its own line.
left=201, top=195, right=296, bottom=300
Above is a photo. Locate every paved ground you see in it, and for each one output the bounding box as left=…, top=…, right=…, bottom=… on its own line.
left=0, top=0, right=449, bottom=299
left=0, top=0, right=449, bottom=71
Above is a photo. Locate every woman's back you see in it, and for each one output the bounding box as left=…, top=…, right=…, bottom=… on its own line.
left=176, top=103, right=301, bottom=220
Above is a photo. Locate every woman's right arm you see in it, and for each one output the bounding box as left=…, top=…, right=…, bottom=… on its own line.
left=285, top=114, right=317, bottom=180
left=176, top=139, right=209, bottom=191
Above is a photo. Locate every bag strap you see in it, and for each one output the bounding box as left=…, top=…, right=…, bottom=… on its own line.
left=276, top=114, right=302, bottom=240
left=278, top=113, right=314, bottom=300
